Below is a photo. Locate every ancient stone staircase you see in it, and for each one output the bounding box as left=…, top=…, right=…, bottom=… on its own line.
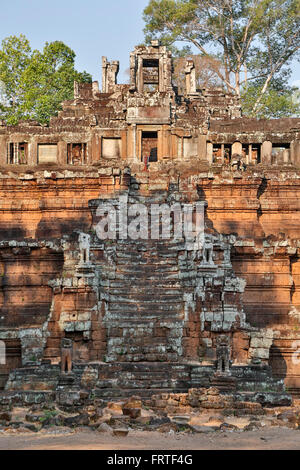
left=101, top=234, right=187, bottom=363
left=1, top=184, right=293, bottom=405
left=209, top=374, right=237, bottom=392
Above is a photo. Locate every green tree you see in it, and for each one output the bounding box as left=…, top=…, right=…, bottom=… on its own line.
left=0, top=35, right=92, bottom=125
left=241, top=79, right=299, bottom=118
left=0, top=35, right=32, bottom=123
left=143, top=0, right=300, bottom=117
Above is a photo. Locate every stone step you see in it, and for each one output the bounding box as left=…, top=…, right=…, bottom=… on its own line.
left=116, top=259, right=179, bottom=266
left=115, top=253, right=182, bottom=262
left=105, top=314, right=184, bottom=322
left=116, top=252, right=183, bottom=261
left=116, top=251, right=179, bottom=259
left=116, top=258, right=178, bottom=265
left=114, top=249, right=183, bottom=258
left=115, top=265, right=180, bottom=274
left=115, top=238, right=185, bottom=246
left=115, top=272, right=179, bottom=281
left=106, top=314, right=183, bottom=321
left=114, top=244, right=175, bottom=250
left=100, top=276, right=182, bottom=289
left=109, top=284, right=183, bottom=292
left=92, top=388, right=188, bottom=399
left=209, top=375, right=237, bottom=392
left=97, top=362, right=190, bottom=372
left=0, top=374, right=9, bottom=391
left=115, top=240, right=183, bottom=247
left=97, top=370, right=190, bottom=380
left=106, top=284, right=183, bottom=293
left=97, top=378, right=188, bottom=389
left=108, top=294, right=182, bottom=302
left=108, top=302, right=183, bottom=313
left=106, top=288, right=183, bottom=296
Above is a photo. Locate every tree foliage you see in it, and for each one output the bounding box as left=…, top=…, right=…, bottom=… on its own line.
left=143, top=0, right=300, bottom=117
left=0, top=35, right=92, bottom=125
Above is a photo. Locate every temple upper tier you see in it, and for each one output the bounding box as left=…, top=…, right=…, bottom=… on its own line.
left=0, top=41, right=299, bottom=167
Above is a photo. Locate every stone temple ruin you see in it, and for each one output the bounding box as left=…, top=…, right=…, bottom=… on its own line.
left=0, top=41, right=300, bottom=410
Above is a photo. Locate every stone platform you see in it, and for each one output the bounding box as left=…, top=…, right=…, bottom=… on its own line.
left=1, top=361, right=291, bottom=408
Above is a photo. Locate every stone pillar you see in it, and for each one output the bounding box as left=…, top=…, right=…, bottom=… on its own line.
left=102, top=57, right=119, bottom=93
left=283, top=148, right=290, bottom=164
left=107, top=61, right=119, bottom=91
left=137, top=56, right=144, bottom=94
left=102, top=57, right=107, bottom=93
left=165, top=51, right=173, bottom=92
left=207, top=142, right=213, bottom=164
left=91, top=134, right=101, bottom=163
left=0, top=136, right=7, bottom=165
left=129, top=52, right=137, bottom=91
left=170, top=134, right=177, bottom=159
left=74, top=81, right=80, bottom=99
left=232, top=141, right=242, bottom=156
left=161, top=126, right=170, bottom=159
left=221, top=144, right=225, bottom=163
left=159, top=56, right=164, bottom=93
left=291, top=140, right=300, bottom=166
left=185, top=59, right=196, bottom=95
left=92, top=81, right=100, bottom=99
left=57, top=141, right=67, bottom=165
left=198, top=135, right=207, bottom=160
left=121, top=130, right=127, bottom=160
left=28, top=137, right=38, bottom=166
left=157, top=130, right=163, bottom=160
left=177, top=136, right=183, bottom=159
left=249, top=144, right=253, bottom=164
left=132, top=124, right=137, bottom=161
left=261, top=140, right=272, bottom=165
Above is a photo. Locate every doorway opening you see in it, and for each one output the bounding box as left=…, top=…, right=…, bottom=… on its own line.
left=141, top=131, right=158, bottom=163
left=143, top=59, right=159, bottom=92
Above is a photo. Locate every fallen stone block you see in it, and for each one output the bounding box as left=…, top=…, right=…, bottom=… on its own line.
left=171, top=415, right=190, bottom=425
left=25, top=414, right=38, bottom=423
left=122, top=408, right=141, bottom=419
left=277, top=410, right=300, bottom=425
left=190, top=425, right=219, bottom=433
left=24, top=423, right=39, bottom=432
left=97, top=422, right=113, bottom=433
left=149, top=416, right=171, bottom=427
left=157, top=422, right=179, bottom=433
left=63, top=413, right=90, bottom=427
left=254, top=393, right=292, bottom=408
left=113, top=428, right=129, bottom=437
left=0, top=412, right=11, bottom=422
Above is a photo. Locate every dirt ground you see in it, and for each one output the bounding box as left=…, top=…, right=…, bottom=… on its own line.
left=0, top=427, right=300, bottom=450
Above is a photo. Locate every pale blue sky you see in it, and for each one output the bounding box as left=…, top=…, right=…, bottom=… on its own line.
left=1, top=0, right=299, bottom=87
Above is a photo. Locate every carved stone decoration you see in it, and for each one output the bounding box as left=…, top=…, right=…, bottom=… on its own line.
left=61, top=338, right=73, bottom=374
left=216, top=335, right=231, bottom=375
left=78, top=232, right=90, bottom=265
left=202, top=243, right=214, bottom=266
